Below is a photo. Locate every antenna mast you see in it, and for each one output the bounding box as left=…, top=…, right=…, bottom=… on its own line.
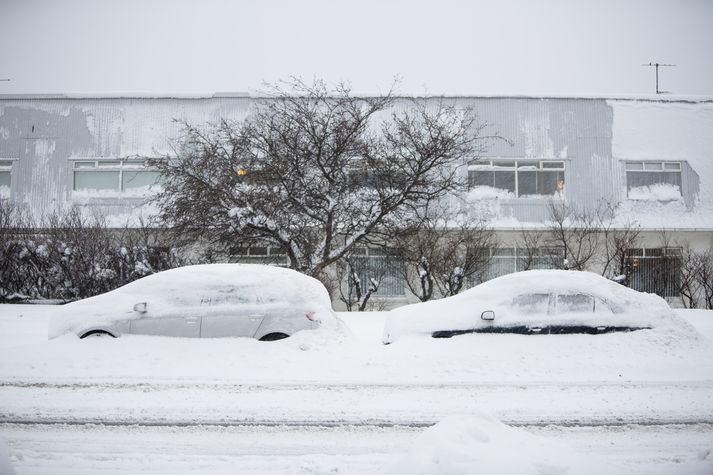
left=642, top=62, right=675, bottom=94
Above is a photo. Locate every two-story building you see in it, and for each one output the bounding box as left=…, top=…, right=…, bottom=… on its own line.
left=1, top=93, right=711, bottom=307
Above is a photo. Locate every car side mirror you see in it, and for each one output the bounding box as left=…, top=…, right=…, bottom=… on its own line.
left=133, top=302, right=148, bottom=314
left=481, top=310, right=495, bottom=321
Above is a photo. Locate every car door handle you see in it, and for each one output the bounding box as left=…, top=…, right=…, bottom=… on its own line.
left=248, top=315, right=264, bottom=321
left=185, top=317, right=199, bottom=326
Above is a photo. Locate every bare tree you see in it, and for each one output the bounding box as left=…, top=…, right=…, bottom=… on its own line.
left=392, top=208, right=496, bottom=301
left=0, top=201, right=36, bottom=301
left=596, top=201, right=641, bottom=285
left=0, top=202, right=183, bottom=302
left=516, top=228, right=546, bottom=271
left=335, top=251, right=389, bottom=311
left=678, top=245, right=701, bottom=308
left=696, top=250, right=713, bottom=309
left=150, top=78, right=499, bottom=279
left=546, top=200, right=599, bottom=271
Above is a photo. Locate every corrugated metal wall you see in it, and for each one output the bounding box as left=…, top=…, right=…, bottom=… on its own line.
left=0, top=95, right=701, bottom=226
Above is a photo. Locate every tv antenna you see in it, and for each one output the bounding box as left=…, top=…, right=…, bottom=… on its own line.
left=642, top=62, right=675, bottom=94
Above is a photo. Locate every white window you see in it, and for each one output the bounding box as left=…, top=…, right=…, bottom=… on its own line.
left=72, top=159, right=162, bottom=195
left=468, top=160, right=565, bottom=198
left=625, top=161, right=682, bottom=200
left=626, top=247, right=681, bottom=297
left=229, top=245, right=288, bottom=265
left=485, top=247, right=564, bottom=279
left=348, top=248, right=405, bottom=296
left=0, top=160, right=12, bottom=197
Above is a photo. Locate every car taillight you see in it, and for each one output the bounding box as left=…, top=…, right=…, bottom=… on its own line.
left=306, top=311, right=316, bottom=322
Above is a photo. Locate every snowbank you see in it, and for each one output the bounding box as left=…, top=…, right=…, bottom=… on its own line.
left=383, top=413, right=601, bottom=475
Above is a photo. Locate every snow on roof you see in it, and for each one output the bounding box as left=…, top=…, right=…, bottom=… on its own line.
left=0, top=92, right=712, bottom=103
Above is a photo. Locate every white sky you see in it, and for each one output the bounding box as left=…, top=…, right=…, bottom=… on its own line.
left=0, top=0, right=712, bottom=96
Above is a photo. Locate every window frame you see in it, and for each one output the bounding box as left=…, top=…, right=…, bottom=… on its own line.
left=71, top=158, right=161, bottom=194
left=0, top=159, right=16, bottom=196
left=467, top=159, right=566, bottom=198
left=624, top=160, right=683, bottom=199
left=625, top=247, right=682, bottom=298
left=347, top=247, right=405, bottom=297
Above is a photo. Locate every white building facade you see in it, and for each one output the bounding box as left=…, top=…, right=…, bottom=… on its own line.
left=1, top=94, right=711, bottom=307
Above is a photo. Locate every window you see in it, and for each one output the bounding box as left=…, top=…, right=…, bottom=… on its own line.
left=626, top=247, right=681, bottom=297
left=556, top=294, right=594, bottom=314
left=483, top=247, right=564, bottom=281
left=625, top=161, right=682, bottom=200
left=347, top=247, right=405, bottom=296
left=513, top=293, right=552, bottom=314
left=468, top=160, right=565, bottom=198
left=229, top=245, right=288, bottom=265
left=72, top=159, right=162, bottom=195
left=0, top=161, right=11, bottom=197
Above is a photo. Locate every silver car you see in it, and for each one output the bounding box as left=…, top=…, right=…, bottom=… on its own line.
left=48, top=263, right=335, bottom=341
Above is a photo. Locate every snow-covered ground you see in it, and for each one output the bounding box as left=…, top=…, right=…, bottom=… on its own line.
left=1, top=304, right=712, bottom=474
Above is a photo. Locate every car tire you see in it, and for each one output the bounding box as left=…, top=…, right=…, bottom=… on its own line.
left=259, top=332, right=289, bottom=342
left=80, top=330, right=116, bottom=339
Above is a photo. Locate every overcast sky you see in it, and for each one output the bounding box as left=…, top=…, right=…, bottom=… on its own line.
left=1, top=0, right=711, bottom=96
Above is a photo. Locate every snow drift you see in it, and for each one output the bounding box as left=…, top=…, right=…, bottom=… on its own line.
left=384, top=413, right=603, bottom=475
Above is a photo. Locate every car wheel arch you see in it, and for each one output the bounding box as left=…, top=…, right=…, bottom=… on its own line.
left=79, top=328, right=118, bottom=339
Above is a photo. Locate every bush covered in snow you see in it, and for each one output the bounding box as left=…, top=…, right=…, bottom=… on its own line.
left=0, top=201, right=183, bottom=303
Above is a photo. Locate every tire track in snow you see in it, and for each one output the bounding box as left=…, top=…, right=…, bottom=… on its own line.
left=3, top=419, right=713, bottom=428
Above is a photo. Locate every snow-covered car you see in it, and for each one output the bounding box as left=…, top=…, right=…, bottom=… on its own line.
left=48, top=264, right=336, bottom=341
left=383, top=270, right=685, bottom=344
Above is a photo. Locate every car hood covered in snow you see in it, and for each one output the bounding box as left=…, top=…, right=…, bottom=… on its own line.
left=383, top=270, right=693, bottom=343
left=48, top=264, right=335, bottom=338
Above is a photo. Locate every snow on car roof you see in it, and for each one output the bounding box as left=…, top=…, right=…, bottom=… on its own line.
left=49, top=264, right=332, bottom=338
left=384, top=270, right=694, bottom=341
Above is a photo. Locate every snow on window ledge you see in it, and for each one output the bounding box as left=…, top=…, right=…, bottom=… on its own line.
left=466, top=186, right=515, bottom=200
left=627, top=183, right=682, bottom=202
left=71, top=185, right=163, bottom=201
left=466, top=187, right=565, bottom=202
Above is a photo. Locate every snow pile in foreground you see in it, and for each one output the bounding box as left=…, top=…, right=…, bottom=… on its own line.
left=384, top=413, right=601, bottom=475
left=278, top=313, right=354, bottom=350
left=0, top=437, right=15, bottom=475
left=627, top=183, right=682, bottom=201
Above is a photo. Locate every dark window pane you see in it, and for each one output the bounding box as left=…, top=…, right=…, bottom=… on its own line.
left=518, top=171, right=537, bottom=196
left=493, top=171, right=515, bottom=193
left=627, top=171, right=682, bottom=189
left=538, top=170, right=563, bottom=195
left=469, top=170, right=494, bottom=188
